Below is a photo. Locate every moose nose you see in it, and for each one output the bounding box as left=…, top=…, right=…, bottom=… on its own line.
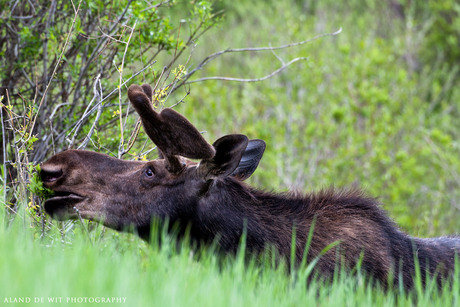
left=40, top=165, right=64, bottom=183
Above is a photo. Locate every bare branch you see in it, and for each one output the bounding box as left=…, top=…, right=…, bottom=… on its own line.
left=177, top=28, right=342, bottom=87
left=140, top=0, right=172, bottom=12
left=117, top=22, right=137, bottom=157
left=28, top=0, right=83, bottom=138
left=78, top=76, right=103, bottom=150
left=269, top=43, right=285, bottom=65
left=68, top=74, right=102, bottom=147
left=63, top=61, right=157, bottom=146
left=186, top=57, right=308, bottom=83
left=168, top=87, right=190, bottom=108
left=1, top=95, right=6, bottom=205
left=71, top=0, right=134, bottom=106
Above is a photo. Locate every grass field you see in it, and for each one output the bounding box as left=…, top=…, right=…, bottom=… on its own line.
left=1, top=215, right=459, bottom=306
left=2, top=0, right=460, bottom=305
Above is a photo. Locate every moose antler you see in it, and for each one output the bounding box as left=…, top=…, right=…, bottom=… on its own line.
left=128, top=84, right=215, bottom=173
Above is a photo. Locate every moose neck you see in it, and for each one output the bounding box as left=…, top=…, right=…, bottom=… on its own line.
left=135, top=177, right=271, bottom=251
left=194, top=178, right=271, bottom=253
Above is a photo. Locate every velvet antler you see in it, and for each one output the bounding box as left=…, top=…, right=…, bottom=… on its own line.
left=128, top=84, right=215, bottom=173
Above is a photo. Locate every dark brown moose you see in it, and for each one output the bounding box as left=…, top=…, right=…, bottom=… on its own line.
left=40, top=83, right=459, bottom=290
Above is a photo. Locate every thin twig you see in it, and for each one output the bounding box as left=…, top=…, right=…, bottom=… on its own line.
left=122, top=119, right=142, bottom=157
left=140, top=0, right=171, bottom=12
left=78, top=76, right=103, bottom=149
left=64, top=62, right=156, bottom=145
left=177, top=28, right=342, bottom=87
left=68, top=74, right=101, bottom=147
left=73, top=206, right=93, bottom=246
left=186, top=57, right=308, bottom=83
left=117, top=22, right=137, bottom=157
left=1, top=95, right=6, bottom=208
left=269, top=43, right=285, bottom=65
left=169, top=90, right=190, bottom=108
left=27, top=0, right=83, bottom=139
left=71, top=0, right=134, bottom=107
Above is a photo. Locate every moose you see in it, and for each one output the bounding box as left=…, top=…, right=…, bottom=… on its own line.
left=40, top=83, right=459, bottom=290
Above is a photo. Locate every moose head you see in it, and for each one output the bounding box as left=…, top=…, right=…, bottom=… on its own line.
left=40, top=84, right=266, bottom=240
left=40, top=83, right=459, bottom=290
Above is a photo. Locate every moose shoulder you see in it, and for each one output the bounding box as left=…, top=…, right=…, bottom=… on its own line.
left=40, top=83, right=460, bottom=290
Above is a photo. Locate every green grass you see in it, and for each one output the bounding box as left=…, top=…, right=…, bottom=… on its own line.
left=1, top=212, right=459, bottom=307
left=2, top=0, right=460, bottom=305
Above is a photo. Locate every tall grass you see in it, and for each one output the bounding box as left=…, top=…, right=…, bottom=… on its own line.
left=1, top=210, right=459, bottom=306
left=2, top=0, right=460, bottom=305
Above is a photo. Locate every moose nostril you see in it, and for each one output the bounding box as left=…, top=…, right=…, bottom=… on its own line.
left=40, top=168, right=64, bottom=183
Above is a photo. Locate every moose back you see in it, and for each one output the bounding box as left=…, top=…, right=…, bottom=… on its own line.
left=40, top=84, right=460, bottom=289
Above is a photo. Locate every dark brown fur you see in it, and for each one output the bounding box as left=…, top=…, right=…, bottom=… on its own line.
left=40, top=84, right=459, bottom=290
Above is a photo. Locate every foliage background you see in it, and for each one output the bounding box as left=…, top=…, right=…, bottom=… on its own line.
left=1, top=0, right=460, bottom=305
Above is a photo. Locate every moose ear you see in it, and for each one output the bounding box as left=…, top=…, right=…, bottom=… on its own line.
left=230, top=139, right=266, bottom=180
left=197, top=135, right=249, bottom=180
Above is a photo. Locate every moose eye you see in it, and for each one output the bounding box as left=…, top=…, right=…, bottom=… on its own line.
left=145, top=168, right=154, bottom=177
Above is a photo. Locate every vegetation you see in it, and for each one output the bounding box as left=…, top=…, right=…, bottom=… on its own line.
left=1, top=0, right=460, bottom=305
left=1, top=221, right=459, bottom=306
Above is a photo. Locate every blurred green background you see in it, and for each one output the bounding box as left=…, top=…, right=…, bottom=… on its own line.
left=170, top=0, right=460, bottom=236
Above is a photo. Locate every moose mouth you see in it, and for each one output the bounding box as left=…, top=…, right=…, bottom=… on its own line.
left=44, top=191, right=85, bottom=220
